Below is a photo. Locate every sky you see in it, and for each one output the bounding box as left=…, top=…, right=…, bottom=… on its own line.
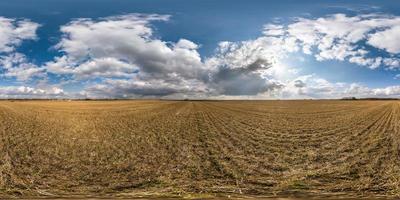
left=0, top=0, right=400, bottom=99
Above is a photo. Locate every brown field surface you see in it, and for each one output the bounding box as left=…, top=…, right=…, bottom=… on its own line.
left=1, top=100, right=400, bottom=199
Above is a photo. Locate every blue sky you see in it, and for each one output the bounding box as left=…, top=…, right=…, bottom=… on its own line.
left=0, top=0, right=400, bottom=98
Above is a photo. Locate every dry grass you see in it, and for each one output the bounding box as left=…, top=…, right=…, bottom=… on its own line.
left=0, top=100, right=399, bottom=198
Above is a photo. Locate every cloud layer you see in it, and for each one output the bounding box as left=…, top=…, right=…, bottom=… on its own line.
left=1, top=13, right=400, bottom=99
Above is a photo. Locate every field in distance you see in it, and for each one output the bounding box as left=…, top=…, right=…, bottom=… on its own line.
left=1, top=100, right=399, bottom=199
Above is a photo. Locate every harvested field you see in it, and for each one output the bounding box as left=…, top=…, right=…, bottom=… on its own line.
left=0, top=100, right=400, bottom=199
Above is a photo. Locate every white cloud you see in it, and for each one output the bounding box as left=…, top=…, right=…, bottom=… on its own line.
left=263, top=24, right=285, bottom=36
left=372, top=86, right=400, bottom=96
left=383, top=58, right=400, bottom=69
left=83, top=78, right=210, bottom=99
left=0, top=53, right=44, bottom=81
left=204, top=38, right=293, bottom=96
left=0, top=17, right=42, bottom=81
left=47, top=56, right=138, bottom=79
left=0, top=17, right=40, bottom=52
left=281, top=75, right=341, bottom=98
left=269, top=13, right=400, bottom=69
left=47, top=14, right=206, bottom=79
left=47, top=13, right=290, bottom=98
left=348, top=56, right=382, bottom=69
left=368, top=25, right=400, bottom=54
left=278, top=75, right=400, bottom=99
left=175, top=39, right=199, bottom=49
left=45, top=14, right=212, bottom=97
left=0, top=86, right=65, bottom=99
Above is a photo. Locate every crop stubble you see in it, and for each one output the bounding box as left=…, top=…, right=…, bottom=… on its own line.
left=0, top=100, right=399, bottom=198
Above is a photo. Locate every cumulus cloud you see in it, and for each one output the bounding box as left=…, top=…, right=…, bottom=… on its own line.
left=265, top=13, right=400, bottom=69
left=82, top=78, right=210, bottom=99
left=209, top=59, right=281, bottom=95
left=343, top=83, right=400, bottom=98
left=45, top=14, right=213, bottom=97
left=0, top=53, right=45, bottom=81
left=0, top=86, right=65, bottom=99
left=367, top=25, right=400, bottom=54
left=206, top=40, right=287, bottom=96
left=47, top=56, right=138, bottom=79
left=280, top=75, right=347, bottom=99
left=0, top=17, right=42, bottom=81
left=384, top=58, right=400, bottom=69
left=46, top=14, right=206, bottom=78
left=46, top=14, right=284, bottom=98
left=278, top=75, right=400, bottom=99
left=0, top=17, right=40, bottom=53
